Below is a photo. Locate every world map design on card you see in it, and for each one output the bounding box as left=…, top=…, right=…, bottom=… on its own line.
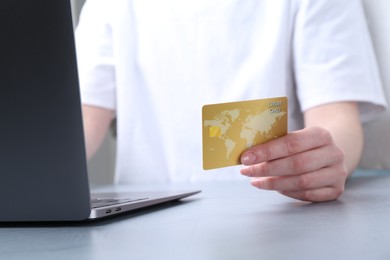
left=202, top=97, right=288, bottom=170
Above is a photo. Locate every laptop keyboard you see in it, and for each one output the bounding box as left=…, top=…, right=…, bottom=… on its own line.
left=91, top=197, right=149, bottom=208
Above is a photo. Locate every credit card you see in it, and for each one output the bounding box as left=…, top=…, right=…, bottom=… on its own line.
left=202, top=97, right=288, bottom=170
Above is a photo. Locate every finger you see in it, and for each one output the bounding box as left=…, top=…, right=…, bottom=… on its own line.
left=240, top=144, right=344, bottom=177
left=249, top=166, right=347, bottom=192
left=278, top=186, right=345, bottom=202
left=241, top=126, right=333, bottom=165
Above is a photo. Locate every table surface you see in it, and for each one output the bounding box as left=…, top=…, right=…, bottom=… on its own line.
left=1, top=169, right=390, bottom=260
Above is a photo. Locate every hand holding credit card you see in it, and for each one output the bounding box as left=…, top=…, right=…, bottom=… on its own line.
left=202, top=97, right=288, bottom=170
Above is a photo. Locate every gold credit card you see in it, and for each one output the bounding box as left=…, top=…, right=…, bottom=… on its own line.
left=202, top=97, right=288, bottom=170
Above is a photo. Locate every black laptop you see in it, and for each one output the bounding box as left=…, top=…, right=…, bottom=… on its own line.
left=0, top=0, right=200, bottom=222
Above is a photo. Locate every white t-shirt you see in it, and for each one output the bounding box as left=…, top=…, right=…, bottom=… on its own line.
left=76, top=0, right=387, bottom=184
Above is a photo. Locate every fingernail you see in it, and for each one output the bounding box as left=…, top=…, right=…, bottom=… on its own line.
left=241, top=152, right=256, bottom=165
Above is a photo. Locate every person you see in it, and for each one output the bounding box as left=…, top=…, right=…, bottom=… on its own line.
left=75, top=0, right=387, bottom=202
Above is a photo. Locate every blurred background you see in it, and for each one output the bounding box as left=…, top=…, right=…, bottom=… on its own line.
left=71, top=0, right=116, bottom=186
left=70, top=0, right=390, bottom=185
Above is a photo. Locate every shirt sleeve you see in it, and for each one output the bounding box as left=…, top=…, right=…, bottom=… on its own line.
left=75, top=0, right=116, bottom=111
left=293, top=0, right=387, bottom=122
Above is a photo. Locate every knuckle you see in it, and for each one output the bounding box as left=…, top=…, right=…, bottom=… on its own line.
left=329, top=186, right=345, bottom=201
left=339, top=165, right=348, bottom=179
left=300, top=190, right=313, bottom=202
left=291, top=156, right=307, bottom=171
left=264, top=177, right=276, bottom=190
left=334, top=186, right=345, bottom=199
left=260, top=145, right=272, bottom=162
left=286, top=135, right=301, bottom=155
left=333, top=162, right=348, bottom=180
left=333, top=147, right=345, bottom=163
left=317, top=127, right=333, bottom=145
left=297, top=174, right=311, bottom=189
left=245, top=165, right=255, bottom=177
left=259, top=162, right=270, bottom=176
left=342, top=168, right=348, bottom=179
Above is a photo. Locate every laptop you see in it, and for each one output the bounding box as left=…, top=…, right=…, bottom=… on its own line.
left=0, top=0, right=200, bottom=222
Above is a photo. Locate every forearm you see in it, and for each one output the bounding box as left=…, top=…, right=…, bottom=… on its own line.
left=304, top=102, right=363, bottom=176
left=82, top=105, right=114, bottom=160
